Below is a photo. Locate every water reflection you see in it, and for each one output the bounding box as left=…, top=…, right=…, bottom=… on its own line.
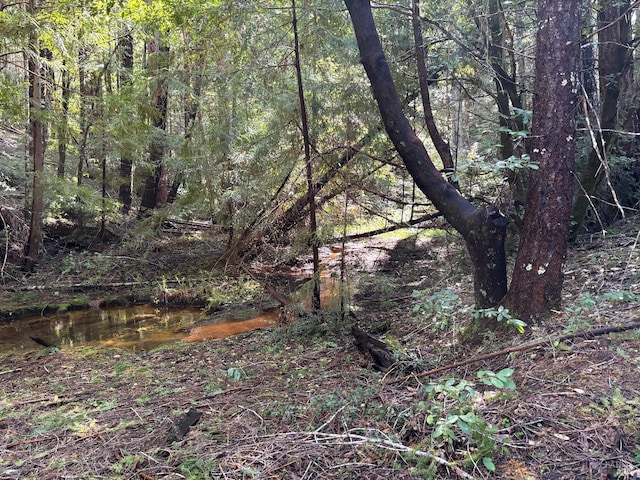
left=0, top=305, right=206, bottom=352
left=0, top=275, right=344, bottom=353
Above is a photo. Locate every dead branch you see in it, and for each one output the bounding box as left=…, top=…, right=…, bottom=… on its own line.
left=334, top=212, right=442, bottom=243
left=0, top=368, right=22, bottom=375
left=288, top=429, right=478, bottom=480
left=7, top=279, right=182, bottom=292
left=390, top=319, right=640, bottom=384
left=30, top=336, right=57, bottom=348
left=351, top=325, right=395, bottom=370
left=241, top=266, right=292, bottom=306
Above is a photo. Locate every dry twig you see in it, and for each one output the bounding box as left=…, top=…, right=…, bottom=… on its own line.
left=272, top=429, right=478, bottom=480
left=390, top=319, right=640, bottom=384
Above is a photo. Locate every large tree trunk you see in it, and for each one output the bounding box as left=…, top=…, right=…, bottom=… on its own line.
left=139, top=36, right=169, bottom=214
left=505, top=0, right=580, bottom=321
left=344, top=0, right=507, bottom=309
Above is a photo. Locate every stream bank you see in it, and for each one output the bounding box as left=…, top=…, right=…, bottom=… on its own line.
left=1, top=218, right=640, bottom=479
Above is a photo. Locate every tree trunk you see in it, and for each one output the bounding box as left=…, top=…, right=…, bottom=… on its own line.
left=139, top=37, right=169, bottom=214
left=56, top=63, right=70, bottom=178
left=344, top=0, right=507, bottom=309
left=481, top=0, right=528, bottom=211
left=23, top=0, right=45, bottom=270
left=118, top=31, right=134, bottom=214
left=411, top=0, right=455, bottom=184
left=570, top=0, right=632, bottom=237
left=505, top=0, right=580, bottom=321
left=293, top=0, right=321, bottom=311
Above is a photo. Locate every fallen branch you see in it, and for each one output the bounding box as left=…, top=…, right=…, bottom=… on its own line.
left=8, top=279, right=182, bottom=292
left=241, top=266, right=292, bottom=306
left=333, top=212, right=442, bottom=243
left=30, top=336, right=58, bottom=348
left=5, top=436, right=49, bottom=449
left=390, top=319, right=640, bottom=384
left=351, top=324, right=394, bottom=370
left=294, top=429, right=477, bottom=480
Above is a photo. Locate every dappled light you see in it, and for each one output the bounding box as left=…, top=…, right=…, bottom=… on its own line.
left=1, top=0, right=639, bottom=478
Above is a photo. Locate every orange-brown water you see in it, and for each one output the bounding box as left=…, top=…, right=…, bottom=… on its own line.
left=182, top=310, right=279, bottom=342
left=0, top=272, right=344, bottom=352
left=0, top=305, right=206, bottom=352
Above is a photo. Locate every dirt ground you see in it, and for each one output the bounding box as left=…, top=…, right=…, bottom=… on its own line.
left=1, top=216, right=639, bottom=479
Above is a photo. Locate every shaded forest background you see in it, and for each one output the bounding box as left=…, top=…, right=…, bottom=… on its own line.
left=1, top=0, right=639, bottom=315
left=2, top=2, right=640, bottom=479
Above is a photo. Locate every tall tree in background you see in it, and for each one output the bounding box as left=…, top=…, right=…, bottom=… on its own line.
left=118, top=31, right=134, bottom=214
left=23, top=0, right=46, bottom=270
left=77, top=45, right=93, bottom=187
left=505, top=0, right=580, bottom=320
left=292, top=0, right=321, bottom=311
left=139, top=35, right=169, bottom=214
left=570, top=0, right=633, bottom=236
left=56, top=62, right=70, bottom=178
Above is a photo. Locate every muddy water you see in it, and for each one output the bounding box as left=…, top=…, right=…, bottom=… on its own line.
left=183, top=310, right=279, bottom=342
left=0, top=260, right=345, bottom=354
left=0, top=306, right=208, bottom=353
left=0, top=304, right=284, bottom=353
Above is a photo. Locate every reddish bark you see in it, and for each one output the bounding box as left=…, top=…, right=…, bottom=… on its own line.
left=24, top=0, right=45, bottom=271
left=505, top=0, right=580, bottom=320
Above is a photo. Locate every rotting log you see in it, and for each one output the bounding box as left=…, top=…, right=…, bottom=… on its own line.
left=29, top=337, right=57, bottom=348
left=351, top=325, right=395, bottom=370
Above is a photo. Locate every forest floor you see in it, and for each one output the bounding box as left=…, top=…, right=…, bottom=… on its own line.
left=1, top=215, right=639, bottom=479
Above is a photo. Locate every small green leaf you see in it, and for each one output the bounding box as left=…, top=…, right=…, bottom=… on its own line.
left=490, top=376, right=504, bottom=388
left=482, top=456, right=496, bottom=471
left=457, top=418, right=471, bottom=435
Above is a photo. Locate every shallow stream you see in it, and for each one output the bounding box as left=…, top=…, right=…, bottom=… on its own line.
left=0, top=247, right=349, bottom=354
left=0, top=305, right=278, bottom=353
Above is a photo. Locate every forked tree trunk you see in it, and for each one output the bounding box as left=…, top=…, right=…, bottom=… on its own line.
left=505, top=0, right=580, bottom=321
left=344, top=0, right=507, bottom=309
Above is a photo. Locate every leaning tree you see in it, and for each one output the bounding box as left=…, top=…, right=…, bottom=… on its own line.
left=344, top=0, right=580, bottom=323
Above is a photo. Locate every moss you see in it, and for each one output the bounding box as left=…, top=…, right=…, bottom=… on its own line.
left=55, top=296, right=90, bottom=313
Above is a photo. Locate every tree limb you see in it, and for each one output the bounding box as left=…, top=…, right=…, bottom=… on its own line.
left=390, top=319, right=640, bottom=384
left=299, top=430, right=478, bottom=480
